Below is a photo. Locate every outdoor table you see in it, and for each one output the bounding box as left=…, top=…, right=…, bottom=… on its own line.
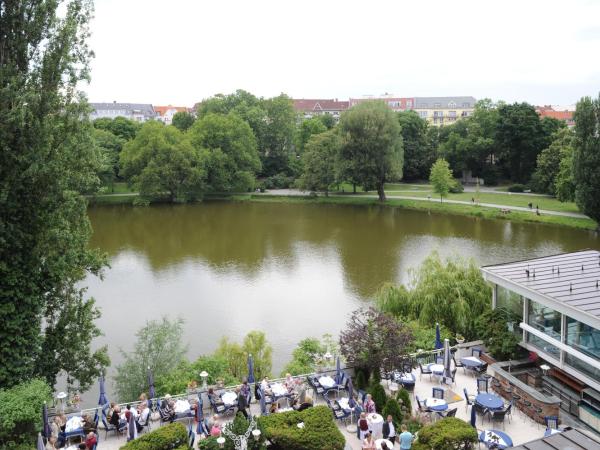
left=367, top=413, right=384, bottom=438
left=461, top=356, right=484, bottom=367
left=375, top=438, right=394, bottom=450
left=479, top=429, right=513, bottom=449
left=429, top=363, right=445, bottom=374
left=338, top=397, right=351, bottom=411
left=271, top=382, right=287, bottom=397
left=277, top=407, right=293, bottom=413
left=221, top=392, right=237, bottom=406
left=174, top=399, right=191, bottom=413
left=319, top=375, right=336, bottom=388
left=544, top=428, right=562, bottom=437
left=394, top=372, right=416, bottom=384
left=425, top=397, right=448, bottom=411
left=475, top=393, right=504, bottom=410
left=64, top=416, right=83, bottom=433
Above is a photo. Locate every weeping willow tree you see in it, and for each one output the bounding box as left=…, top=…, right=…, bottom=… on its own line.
left=377, top=251, right=491, bottom=340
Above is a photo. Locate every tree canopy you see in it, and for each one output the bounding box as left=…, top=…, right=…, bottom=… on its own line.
left=339, top=101, right=403, bottom=201
left=0, top=0, right=108, bottom=390
left=299, top=129, right=342, bottom=195
left=429, top=158, right=453, bottom=202
left=171, top=111, right=195, bottom=131
left=398, top=111, right=434, bottom=180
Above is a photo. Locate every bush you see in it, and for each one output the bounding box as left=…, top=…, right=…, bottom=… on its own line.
left=265, top=173, right=295, bottom=189
left=413, top=417, right=477, bottom=450
left=198, top=414, right=266, bottom=450
left=449, top=180, right=464, bottom=193
left=507, top=183, right=526, bottom=192
left=258, top=405, right=345, bottom=450
left=382, top=398, right=403, bottom=425
left=396, top=388, right=412, bottom=415
left=0, top=379, right=51, bottom=448
left=121, top=423, right=187, bottom=450
left=368, top=383, right=388, bottom=412
left=354, top=369, right=369, bottom=391
left=474, top=308, right=522, bottom=361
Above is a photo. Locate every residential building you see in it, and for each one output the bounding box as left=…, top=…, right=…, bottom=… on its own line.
left=536, top=105, right=575, bottom=128
left=482, top=250, right=600, bottom=431
left=413, top=96, right=477, bottom=126
left=89, top=102, right=157, bottom=122
left=154, top=105, right=192, bottom=125
left=292, top=99, right=349, bottom=120
left=348, top=95, right=415, bottom=112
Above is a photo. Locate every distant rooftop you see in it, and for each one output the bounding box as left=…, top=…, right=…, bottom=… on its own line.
left=414, top=96, right=476, bottom=109
left=482, top=250, right=600, bottom=322
left=511, top=428, right=600, bottom=450
left=90, top=102, right=155, bottom=115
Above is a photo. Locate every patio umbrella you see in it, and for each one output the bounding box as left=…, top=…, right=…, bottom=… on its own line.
left=347, top=376, right=354, bottom=402
left=42, top=402, right=50, bottom=438
left=196, top=400, right=204, bottom=434
left=335, top=356, right=342, bottom=385
left=98, top=374, right=108, bottom=406
left=443, top=338, right=452, bottom=381
left=37, top=433, right=45, bottom=450
left=434, top=323, right=443, bottom=350
left=148, top=367, right=156, bottom=403
left=470, top=403, right=477, bottom=428
left=247, top=354, right=255, bottom=384
left=259, top=387, right=267, bottom=415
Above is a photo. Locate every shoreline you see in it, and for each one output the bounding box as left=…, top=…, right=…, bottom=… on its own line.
left=87, top=192, right=598, bottom=231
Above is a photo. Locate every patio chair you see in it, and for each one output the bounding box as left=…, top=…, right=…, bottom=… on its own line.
left=432, top=387, right=444, bottom=400
left=209, top=396, right=226, bottom=414
left=415, top=395, right=431, bottom=417
left=435, top=356, right=443, bottom=364
left=545, top=415, right=559, bottom=430
left=401, top=381, right=415, bottom=394
left=463, top=388, right=475, bottom=412
left=332, top=406, right=351, bottom=424
left=475, top=363, right=488, bottom=376
left=472, top=348, right=482, bottom=357
left=485, top=404, right=511, bottom=430
left=453, top=355, right=464, bottom=371
left=477, top=377, right=488, bottom=393
left=437, top=407, right=457, bottom=419
left=101, top=414, right=126, bottom=439
left=419, top=363, right=433, bottom=381
left=402, top=361, right=413, bottom=374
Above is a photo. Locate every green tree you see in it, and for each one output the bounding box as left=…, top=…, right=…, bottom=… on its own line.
left=216, top=338, right=246, bottom=381
left=281, top=338, right=325, bottom=377
left=398, top=111, right=434, bottom=180
left=382, top=398, right=403, bottom=426
left=531, top=128, right=574, bottom=195
left=120, top=121, right=206, bottom=202
left=573, top=94, right=600, bottom=227
left=188, top=112, right=261, bottom=192
left=93, top=116, right=141, bottom=141
left=261, top=94, right=297, bottom=176
left=0, top=0, right=109, bottom=389
left=556, top=147, right=576, bottom=202
left=171, top=111, right=195, bottom=131
left=296, top=117, right=327, bottom=154
left=339, top=101, right=403, bottom=201
left=93, top=128, right=125, bottom=189
left=368, top=382, right=388, bottom=412
left=318, top=113, right=336, bottom=130
left=429, top=158, right=453, bottom=202
left=114, top=317, right=188, bottom=402
left=474, top=308, right=521, bottom=361
left=243, top=331, right=273, bottom=381
left=299, top=129, right=342, bottom=195
left=496, top=102, right=545, bottom=183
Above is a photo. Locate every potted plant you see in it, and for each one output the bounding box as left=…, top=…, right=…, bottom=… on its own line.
left=455, top=334, right=465, bottom=344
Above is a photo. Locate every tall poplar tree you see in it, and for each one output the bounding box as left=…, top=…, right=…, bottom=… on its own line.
left=0, top=0, right=109, bottom=390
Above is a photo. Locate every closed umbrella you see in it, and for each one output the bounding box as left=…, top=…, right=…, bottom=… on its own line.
left=196, top=401, right=204, bottom=435
left=443, top=338, right=452, bottom=381
left=247, top=354, right=255, bottom=384
left=37, top=433, right=45, bottom=450
left=335, top=356, right=342, bottom=385
left=128, top=410, right=137, bottom=441
left=148, top=367, right=156, bottom=404
left=434, top=323, right=443, bottom=350
left=259, top=387, right=267, bottom=415
left=470, top=403, right=477, bottom=428
left=98, top=374, right=108, bottom=406
left=42, top=402, right=50, bottom=438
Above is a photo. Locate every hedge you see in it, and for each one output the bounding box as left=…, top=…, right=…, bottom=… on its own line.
left=258, top=406, right=345, bottom=450
left=120, top=422, right=187, bottom=450
left=413, top=417, right=478, bottom=450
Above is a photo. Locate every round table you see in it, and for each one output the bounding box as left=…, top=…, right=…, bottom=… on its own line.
left=425, top=398, right=448, bottom=411
left=476, top=393, right=504, bottom=410
left=544, top=428, right=562, bottom=437
left=479, top=429, right=513, bottom=449
left=367, top=413, right=384, bottom=438
left=375, top=438, right=393, bottom=450
left=461, top=356, right=484, bottom=367
left=429, top=364, right=445, bottom=374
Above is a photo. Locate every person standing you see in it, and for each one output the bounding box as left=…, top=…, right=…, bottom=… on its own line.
left=236, top=387, right=248, bottom=419
left=399, top=424, right=414, bottom=449
left=382, top=414, right=396, bottom=444
left=364, top=394, right=376, bottom=414
left=362, top=431, right=376, bottom=450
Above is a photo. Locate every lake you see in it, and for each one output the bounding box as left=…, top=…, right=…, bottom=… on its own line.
left=85, top=201, right=599, bottom=397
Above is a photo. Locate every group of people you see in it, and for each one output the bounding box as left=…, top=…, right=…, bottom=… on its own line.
left=46, top=413, right=97, bottom=450
left=358, top=414, right=414, bottom=449
left=108, top=395, right=151, bottom=438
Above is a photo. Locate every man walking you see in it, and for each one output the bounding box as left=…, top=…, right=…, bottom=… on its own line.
left=382, top=414, right=396, bottom=445
left=236, top=387, right=249, bottom=419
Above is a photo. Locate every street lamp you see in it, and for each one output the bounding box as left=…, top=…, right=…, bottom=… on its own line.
left=200, top=371, right=208, bottom=390
left=252, top=429, right=261, bottom=441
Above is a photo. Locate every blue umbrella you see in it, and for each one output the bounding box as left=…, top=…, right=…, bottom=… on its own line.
left=196, top=400, right=204, bottom=434
left=335, top=356, right=342, bottom=385
left=42, top=402, right=50, bottom=438
left=443, top=338, right=452, bottom=381
left=98, top=374, right=108, bottom=406
left=434, top=323, right=443, bottom=350
left=259, top=387, right=266, bottom=415
left=470, top=403, right=477, bottom=428
left=247, top=354, right=255, bottom=384
left=148, top=367, right=156, bottom=401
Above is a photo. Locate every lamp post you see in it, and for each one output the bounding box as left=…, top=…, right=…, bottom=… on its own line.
left=252, top=429, right=261, bottom=441
left=200, top=371, right=208, bottom=391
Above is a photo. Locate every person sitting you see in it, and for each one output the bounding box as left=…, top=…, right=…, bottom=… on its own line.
left=136, top=402, right=150, bottom=432
left=269, top=402, right=279, bottom=414
left=124, top=405, right=132, bottom=423
left=159, top=398, right=175, bottom=422
left=293, top=395, right=313, bottom=412
left=284, top=373, right=295, bottom=392
left=82, top=413, right=97, bottom=435
left=261, top=377, right=273, bottom=396
left=85, top=432, right=97, bottom=449
left=364, top=394, right=376, bottom=414
left=45, top=436, right=57, bottom=450
left=207, top=388, right=224, bottom=406
left=358, top=412, right=370, bottom=440
left=362, top=431, right=376, bottom=450
left=208, top=414, right=221, bottom=436
left=240, top=380, right=251, bottom=403
left=110, top=405, right=127, bottom=431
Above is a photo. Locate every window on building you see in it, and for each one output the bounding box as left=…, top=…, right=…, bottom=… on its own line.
left=527, top=299, right=561, bottom=341
left=528, top=333, right=560, bottom=359
left=448, top=101, right=456, bottom=108
left=496, top=286, right=523, bottom=317
left=564, top=353, right=600, bottom=381
left=462, top=102, right=471, bottom=108
left=434, top=103, right=441, bottom=108
left=406, top=100, right=412, bottom=108
left=434, top=111, right=443, bottom=117
left=566, top=316, right=600, bottom=361
left=449, top=111, right=457, bottom=118
left=419, top=111, right=428, bottom=118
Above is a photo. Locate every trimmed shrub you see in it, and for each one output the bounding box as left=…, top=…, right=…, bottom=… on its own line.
left=507, top=183, right=526, bottom=192
left=354, top=369, right=369, bottom=391
left=382, top=398, right=403, bottom=425
left=413, top=417, right=477, bottom=450
left=0, top=379, right=51, bottom=449
left=396, top=388, right=412, bottom=416
left=258, top=405, right=345, bottom=450
left=450, top=180, right=464, bottom=193
left=368, top=383, right=388, bottom=412
left=121, top=422, right=187, bottom=450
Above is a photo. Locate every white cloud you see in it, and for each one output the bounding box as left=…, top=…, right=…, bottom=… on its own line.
left=85, top=0, right=600, bottom=106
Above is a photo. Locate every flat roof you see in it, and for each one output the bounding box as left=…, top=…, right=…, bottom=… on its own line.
left=481, top=250, right=600, bottom=321
left=511, top=428, right=600, bottom=450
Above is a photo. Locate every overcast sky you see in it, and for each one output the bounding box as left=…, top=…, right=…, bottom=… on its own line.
left=85, top=0, right=600, bottom=107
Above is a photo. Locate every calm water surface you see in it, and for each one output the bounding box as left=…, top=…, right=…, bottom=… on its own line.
left=85, top=202, right=599, bottom=395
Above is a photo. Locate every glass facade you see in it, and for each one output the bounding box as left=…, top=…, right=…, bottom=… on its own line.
left=496, top=285, right=523, bottom=317
left=566, top=316, right=600, bottom=362
left=565, top=353, right=600, bottom=381
left=527, top=299, right=561, bottom=341
left=527, top=332, right=560, bottom=359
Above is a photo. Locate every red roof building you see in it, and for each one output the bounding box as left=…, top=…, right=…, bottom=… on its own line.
left=536, top=105, right=575, bottom=127
left=292, top=99, right=349, bottom=119
left=349, top=96, right=415, bottom=112
left=153, top=105, right=192, bottom=125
